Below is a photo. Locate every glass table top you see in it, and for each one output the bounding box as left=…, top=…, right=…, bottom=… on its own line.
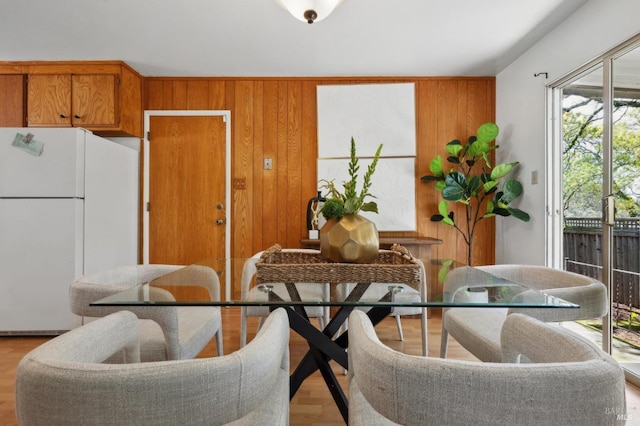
left=91, top=262, right=578, bottom=309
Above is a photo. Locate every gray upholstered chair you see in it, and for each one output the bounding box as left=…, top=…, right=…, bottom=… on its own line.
left=336, top=283, right=421, bottom=339
left=440, top=264, right=608, bottom=362
left=348, top=310, right=626, bottom=426
left=69, top=264, right=223, bottom=361
left=16, top=309, right=290, bottom=426
left=240, top=249, right=329, bottom=347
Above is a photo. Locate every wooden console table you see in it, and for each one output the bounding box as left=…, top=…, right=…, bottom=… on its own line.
left=300, top=236, right=441, bottom=259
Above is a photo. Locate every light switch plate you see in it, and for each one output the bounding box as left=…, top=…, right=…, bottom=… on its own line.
left=264, top=158, right=273, bottom=170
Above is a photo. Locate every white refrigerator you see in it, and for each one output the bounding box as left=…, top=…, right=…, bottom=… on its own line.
left=0, top=128, right=138, bottom=334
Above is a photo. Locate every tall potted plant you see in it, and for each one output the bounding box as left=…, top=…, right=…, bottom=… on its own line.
left=319, top=138, right=383, bottom=263
left=421, top=122, right=530, bottom=265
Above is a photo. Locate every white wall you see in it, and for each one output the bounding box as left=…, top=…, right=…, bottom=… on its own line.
left=495, top=0, right=640, bottom=265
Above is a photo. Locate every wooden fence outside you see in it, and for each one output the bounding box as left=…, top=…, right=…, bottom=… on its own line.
left=564, top=217, right=640, bottom=329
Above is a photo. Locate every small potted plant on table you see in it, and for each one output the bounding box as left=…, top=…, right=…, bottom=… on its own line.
left=319, top=138, right=383, bottom=263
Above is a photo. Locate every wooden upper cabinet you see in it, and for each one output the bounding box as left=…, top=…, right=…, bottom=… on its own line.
left=28, top=74, right=119, bottom=129
left=27, top=74, right=73, bottom=126
left=0, top=74, right=27, bottom=126
left=1, top=61, right=143, bottom=137
left=71, top=74, right=118, bottom=128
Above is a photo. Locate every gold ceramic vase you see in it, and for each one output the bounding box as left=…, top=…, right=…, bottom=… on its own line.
left=319, top=214, right=379, bottom=263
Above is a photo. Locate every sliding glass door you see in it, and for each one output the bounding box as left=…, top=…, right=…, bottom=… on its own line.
left=610, top=45, right=640, bottom=377
left=551, top=37, right=640, bottom=381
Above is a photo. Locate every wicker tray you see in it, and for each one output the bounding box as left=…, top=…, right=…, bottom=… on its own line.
left=255, top=244, right=422, bottom=287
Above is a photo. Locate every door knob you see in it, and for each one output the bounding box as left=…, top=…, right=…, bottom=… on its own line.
left=216, top=218, right=226, bottom=225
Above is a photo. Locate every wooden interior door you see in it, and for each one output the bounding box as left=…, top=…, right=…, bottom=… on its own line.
left=148, top=115, right=226, bottom=271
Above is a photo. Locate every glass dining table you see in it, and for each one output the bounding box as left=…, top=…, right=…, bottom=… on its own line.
left=92, top=245, right=578, bottom=423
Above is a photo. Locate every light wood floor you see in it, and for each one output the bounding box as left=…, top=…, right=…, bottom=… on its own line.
left=2, top=309, right=639, bottom=425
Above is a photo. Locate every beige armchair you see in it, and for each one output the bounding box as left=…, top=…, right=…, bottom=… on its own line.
left=348, top=310, right=626, bottom=426
left=16, top=309, right=290, bottom=426
left=240, top=250, right=329, bottom=347
left=440, top=264, right=608, bottom=362
left=69, top=264, right=223, bottom=361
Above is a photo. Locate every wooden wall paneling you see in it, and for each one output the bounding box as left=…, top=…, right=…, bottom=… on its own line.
left=453, top=80, right=470, bottom=263
left=286, top=81, right=303, bottom=248
left=159, top=81, right=173, bottom=109
left=301, top=80, right=319, bottom=240
left=252, top=81, right=265, bottom=254
left=466, top=79, right=496, bottom=265
left=146, top=80, right=176, bottom=110
left=221, top=79, right=241, bottom=297
left=485, top=80, right=497, bottom=265
left=431, top=80, right=463, bottom=263
left=208, top=81, right=227, bottom=110
left=186, top=80, right=210, bottom=110
left=142, top=77, right=497, bottom=286
left=415, top=80, right=440, bottom=248
left=276, top=81, right=289, bottom=246
left=171, top=81, right=188, bottom=109
left=145, top=80, right=165, bottom=109
left=454, top=80, right=474, bottom=264
left=227, top=80, right=253, bottom=298
left=464, top=79, right=483, bottom=264
left=233, top=81, right=254, bottom=261
left=261, top=81, right=279, bottom=250
left=224, top=81, right=235, bottom=111
left=416, top=80, right=442, bottom=258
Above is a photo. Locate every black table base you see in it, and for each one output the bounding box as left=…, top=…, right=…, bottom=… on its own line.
left=271, top=283, right=393, bottom=423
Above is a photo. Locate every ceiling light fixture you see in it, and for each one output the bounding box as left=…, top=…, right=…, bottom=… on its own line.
left=275, top=0, right=346, bottom=24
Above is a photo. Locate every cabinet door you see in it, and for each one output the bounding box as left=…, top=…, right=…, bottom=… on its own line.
left=27, top=74, right=72, bottom=126
left=72, top=74, right=118, bottom=128
left=0, top=74, right=26, bottom=126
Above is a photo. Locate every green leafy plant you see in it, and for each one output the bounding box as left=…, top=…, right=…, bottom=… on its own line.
left=421, top=122, right=530, bottom=265
left=320, top=137, right=383, bottom=220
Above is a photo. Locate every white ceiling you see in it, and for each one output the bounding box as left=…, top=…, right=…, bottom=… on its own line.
left=1, top=0, right=588, bottom=77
